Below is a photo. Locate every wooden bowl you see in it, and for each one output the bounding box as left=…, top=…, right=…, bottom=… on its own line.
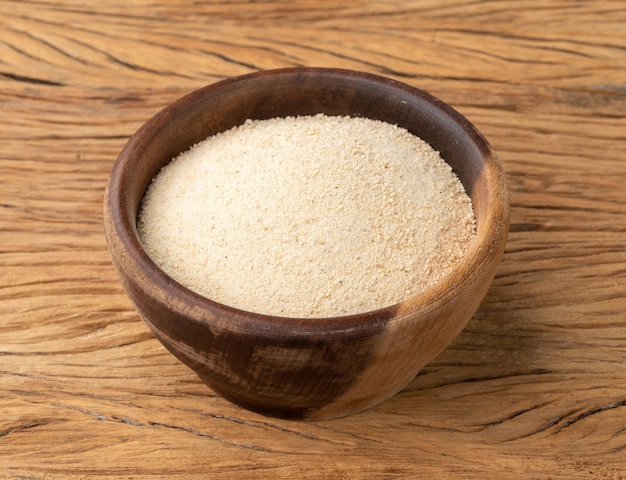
left=103, top=68, right=509, bottom=420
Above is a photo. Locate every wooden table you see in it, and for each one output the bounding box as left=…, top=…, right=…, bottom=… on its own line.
left=2, top=1, right=625, bottom=478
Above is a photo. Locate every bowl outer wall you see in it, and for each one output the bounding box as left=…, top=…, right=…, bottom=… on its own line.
left=103, top=68, right=509, bottom=420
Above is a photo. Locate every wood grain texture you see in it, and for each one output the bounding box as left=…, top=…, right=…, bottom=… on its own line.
left=1, top=0, right=625, bottom=478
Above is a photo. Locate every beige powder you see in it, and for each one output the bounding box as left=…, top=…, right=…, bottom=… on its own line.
left=137, top=114, right=476, bottom=318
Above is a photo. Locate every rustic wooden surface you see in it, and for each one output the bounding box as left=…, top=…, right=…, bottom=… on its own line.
left=1, top=1, right=625, bottom=478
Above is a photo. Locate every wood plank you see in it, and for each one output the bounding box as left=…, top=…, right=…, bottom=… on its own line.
left=1, top=0, right=625, bottom=478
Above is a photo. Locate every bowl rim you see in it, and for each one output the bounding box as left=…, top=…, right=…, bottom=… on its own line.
left=104, top=67, right=509, bottom=337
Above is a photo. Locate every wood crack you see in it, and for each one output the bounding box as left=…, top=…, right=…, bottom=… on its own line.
left=0, top=422, right=47, bottom=438
left=148, top=421, right=275, bottom=452
left=0, top=71, right=64, bottom=86
left=555, top=399, right=626, bottom=433
left=482, top=403, right=552, bottom=429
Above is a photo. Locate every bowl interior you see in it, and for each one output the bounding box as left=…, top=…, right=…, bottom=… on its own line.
left=110, top=67, right=505, bottom=322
